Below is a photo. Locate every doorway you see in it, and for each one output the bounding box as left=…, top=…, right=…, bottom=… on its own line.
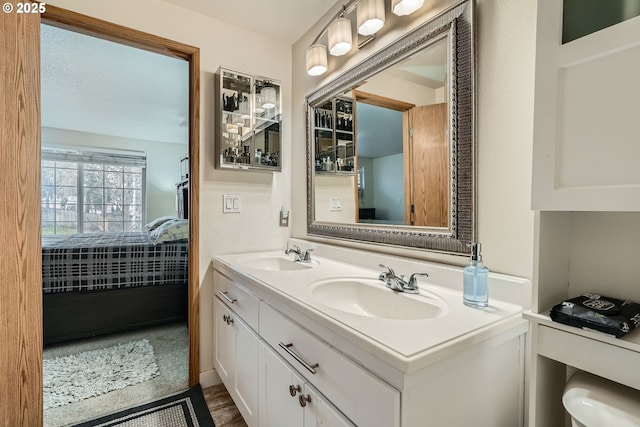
left=38, top=5, right=199, bottom=426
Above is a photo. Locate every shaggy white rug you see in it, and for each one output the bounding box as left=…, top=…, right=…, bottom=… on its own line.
left=44, top=339, right=160, bottom=409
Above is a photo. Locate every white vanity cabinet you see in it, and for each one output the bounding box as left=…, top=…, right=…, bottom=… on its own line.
left=259, top=341, right=354, bottom=427
left=213, top=273, right=260, bottom=427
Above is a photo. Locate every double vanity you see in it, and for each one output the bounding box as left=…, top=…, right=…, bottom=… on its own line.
left=212, top=239, right=530, bottom=426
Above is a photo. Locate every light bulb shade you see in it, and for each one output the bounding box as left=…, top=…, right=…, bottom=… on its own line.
left=239, top=97, right=250, bottom=119
left=392, top=0, right=424, bottom=16
left=358, top=0, right=385, bottom=36
left=328, top=17, right=352, bottom=56
left=306, top=44, right=327, bottom=76
left=260, top=86, right=277, bottom=109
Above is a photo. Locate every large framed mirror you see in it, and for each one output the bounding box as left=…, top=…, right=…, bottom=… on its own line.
left=306, top=0, right=475, bottom=255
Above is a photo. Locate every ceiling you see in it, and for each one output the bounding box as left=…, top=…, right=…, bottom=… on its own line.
left=159, top=0, right=338, bottom=44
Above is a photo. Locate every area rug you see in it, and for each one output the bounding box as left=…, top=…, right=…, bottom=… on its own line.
left=44, top=339, right=160, bottom=409
left=73, top=384, right=215, bottom=427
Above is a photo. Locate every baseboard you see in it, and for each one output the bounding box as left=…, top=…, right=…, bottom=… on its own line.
left=199, top=369, right=221, bottom=388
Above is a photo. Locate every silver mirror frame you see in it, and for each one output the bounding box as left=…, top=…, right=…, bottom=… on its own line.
left=306, top=0, right=475, bottom=255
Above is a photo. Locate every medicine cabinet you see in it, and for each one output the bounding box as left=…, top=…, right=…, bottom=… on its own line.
left=313, top=96, right=355, bottom=175
left=216, top=67, right=282, bottom=172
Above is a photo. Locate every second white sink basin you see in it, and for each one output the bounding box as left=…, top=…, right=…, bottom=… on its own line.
left=309, top=278, right=446, bottom=320
left=236, top=254, right=315, bottom=271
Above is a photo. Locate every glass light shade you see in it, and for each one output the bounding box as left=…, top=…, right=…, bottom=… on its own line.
left=328, top=17, right=352, bottom=56
left=233, top=112, right=245, bottom=126
left=306, top=44, right=328, bottom=76
left=238, top=97, right=250, bottom=119
left=357, top=0, right=385, bottom=36
left=392, top=0, right=424, bottom=16
left=260, top=86, right=277, bottom=109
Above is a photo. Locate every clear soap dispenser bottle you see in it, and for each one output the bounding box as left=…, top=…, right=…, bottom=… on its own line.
left=463, top=243, right=489, bottom=308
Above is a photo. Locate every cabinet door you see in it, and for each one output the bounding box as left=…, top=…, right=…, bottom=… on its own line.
left=234, top=313, right=258, bottom=427
left=259, top=342, right=304, bottom=427
left=531, top=1, right=640, bottom=210
left=303, top=384, right=355, bottom=427
left=213, top=298, right=234, bottom=385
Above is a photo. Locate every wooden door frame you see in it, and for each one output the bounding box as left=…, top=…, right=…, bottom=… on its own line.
left=352, top=90, right=415, bottom=225
left=41, top=6, right=201, bottom=386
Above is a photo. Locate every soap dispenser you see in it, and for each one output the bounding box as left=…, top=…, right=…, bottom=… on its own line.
left=463, top=243, right=489, bottom=308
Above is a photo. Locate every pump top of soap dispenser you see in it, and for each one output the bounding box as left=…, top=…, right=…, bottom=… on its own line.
left=470, top=242, right=482, bottom=262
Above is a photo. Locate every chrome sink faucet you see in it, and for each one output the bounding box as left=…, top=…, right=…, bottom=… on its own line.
left=285, top=245, right=314, bottom=263
left=378, top=264, right=428, bottom=294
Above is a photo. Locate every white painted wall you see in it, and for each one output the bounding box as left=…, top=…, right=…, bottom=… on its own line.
left=42, top=127, right=185, bottom=222
left=292, top=0, right=537, bottom=279
left=47, top=0, right=292, bottom=384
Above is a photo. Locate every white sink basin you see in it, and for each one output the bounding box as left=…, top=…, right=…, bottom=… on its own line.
left=309, top=278, right=446, bottom=320
left=236, top=254, right=316, bottom=271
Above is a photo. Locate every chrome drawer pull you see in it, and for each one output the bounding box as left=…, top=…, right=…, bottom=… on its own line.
left=279, top=342, right=319, bottom=375
left=289, top=384, right=301, bottom=397
left=222, top=314, right=234, bottom=325
left=218, top=291, right=237, bottom=304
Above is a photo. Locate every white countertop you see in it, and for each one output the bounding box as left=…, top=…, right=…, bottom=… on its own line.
left=212, top=241, right=530, bottom=373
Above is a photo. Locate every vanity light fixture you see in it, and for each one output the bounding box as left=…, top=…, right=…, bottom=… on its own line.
left=238, top=96, right=250, bottom=119
left=357, top=0, right=385, bottom=36
left=392, top=0, right=425, bottom=16
left=260, top=85, right=277, bottom=109
left=305, top=0, right=426, bottom=76
left=328, top=17, right=352, bottom=56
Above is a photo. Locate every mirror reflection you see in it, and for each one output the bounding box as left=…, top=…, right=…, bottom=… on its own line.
left=312, top=36, right=450, bottom=228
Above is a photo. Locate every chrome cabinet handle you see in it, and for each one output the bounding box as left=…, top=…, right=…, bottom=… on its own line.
left=278, top=342, right=319, bottom=375
left=218, top=291, right=237, bottom=304
left=299, top=394, right=311, bottom=407
left=289, top=384, right=301, bottom=397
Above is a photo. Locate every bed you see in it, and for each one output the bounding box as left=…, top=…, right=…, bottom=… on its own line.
left=42, top=219, right=189, bottom=345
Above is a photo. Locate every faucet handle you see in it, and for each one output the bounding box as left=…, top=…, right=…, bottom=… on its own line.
left=302, top=248, right=314, bottom=261
left=378, top=264, right=396, bottom=281
left=285, top=244, right=301, bottom=255
left=408, top=272, right=429, bottom=287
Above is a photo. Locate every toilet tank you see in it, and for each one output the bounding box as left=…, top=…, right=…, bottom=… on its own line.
left=563, top=371, right=640, bottom=427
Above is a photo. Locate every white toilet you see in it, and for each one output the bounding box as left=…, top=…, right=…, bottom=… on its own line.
left=563, top=371, right=640, bottom=427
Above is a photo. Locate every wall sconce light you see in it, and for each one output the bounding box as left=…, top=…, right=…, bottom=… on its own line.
left=328, top=17, right=353, bottom=56
left=392, top=0, right=425, bottom=16
left=260, top=85, right=277, bottom=109
left=306, top=44, right=328, bottom=76
left=305, top=0, right=426, bottom=77
left=357, top=0, right=385, bottom=36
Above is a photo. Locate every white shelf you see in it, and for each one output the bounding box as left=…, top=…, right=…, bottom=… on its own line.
left=525, top=310, right=640, bottom=390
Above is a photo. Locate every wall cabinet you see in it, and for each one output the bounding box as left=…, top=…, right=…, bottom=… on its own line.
left=531, top=1, right=640, bottom=211
left=313, top=97, right=355, bottom=174
left=216, top=67, right=281, bottom=172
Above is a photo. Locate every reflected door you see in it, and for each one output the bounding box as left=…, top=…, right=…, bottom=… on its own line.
left=406, top=103, right=448, bottom=227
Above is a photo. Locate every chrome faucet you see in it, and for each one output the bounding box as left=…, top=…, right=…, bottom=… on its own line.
left=378, top=264, right=428, bottom=294
left=285, top=245, right=314, bottom=263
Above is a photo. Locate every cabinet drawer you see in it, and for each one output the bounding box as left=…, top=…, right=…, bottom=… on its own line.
left=214, top=271, right=259, bottom=330
left=260, top=302, right=400, bottom=427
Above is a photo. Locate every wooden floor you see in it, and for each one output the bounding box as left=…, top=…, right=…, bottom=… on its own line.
left=203, top=384, right=248, bottom=427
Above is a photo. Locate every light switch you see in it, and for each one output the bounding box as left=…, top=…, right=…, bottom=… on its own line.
left=330, top=197, right=342, bottom=212
left=223, top=194, right=241, bottom=213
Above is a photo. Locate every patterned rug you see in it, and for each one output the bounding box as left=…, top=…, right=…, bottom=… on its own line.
left=44, top=339, right=159, bottom=409
left=73, top=385, right=215, bottom=427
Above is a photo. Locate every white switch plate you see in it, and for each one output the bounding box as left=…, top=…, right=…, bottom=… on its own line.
left=330, top=197, right=342, bottom=211
left=223, top=194, right=241, bottom=213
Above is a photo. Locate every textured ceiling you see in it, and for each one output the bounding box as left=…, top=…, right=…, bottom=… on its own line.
left=41, top=24, right=189, bottom=145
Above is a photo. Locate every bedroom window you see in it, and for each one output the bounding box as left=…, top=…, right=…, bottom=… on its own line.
left=41, top=148, right=146, bottom=234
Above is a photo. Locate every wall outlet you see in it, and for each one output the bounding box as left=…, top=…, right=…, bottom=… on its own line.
left=223, top=194, right=241, bottom=213
left=330, top=197, right=342, bottom=212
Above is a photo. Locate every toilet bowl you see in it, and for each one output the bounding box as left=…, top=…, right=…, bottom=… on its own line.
left=563, top=371, right=640, bottom=427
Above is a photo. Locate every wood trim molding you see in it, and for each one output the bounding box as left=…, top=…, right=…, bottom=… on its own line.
left=1, top=3, right=43, bottom=425
left=40, top=6, right=201, bottom=387
left=353, top=89, right=415, bottom=112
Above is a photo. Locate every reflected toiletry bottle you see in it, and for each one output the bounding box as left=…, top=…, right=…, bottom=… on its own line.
left=463, top=243, right=489, bottom=308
